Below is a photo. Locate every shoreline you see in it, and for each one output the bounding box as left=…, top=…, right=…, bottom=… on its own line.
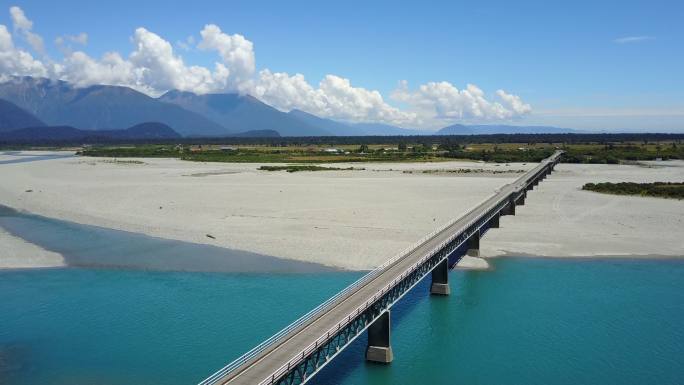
left=482, top=252, right=684, bottom=261
left=0, top=204, right=338, bottom=273
left=0, top=227, right=65, bottom=269
left=2, top=200, right=681, bottom=274
left=1, top=152, right=683, bottom=271
left=0, top=152, right=535, bottom=270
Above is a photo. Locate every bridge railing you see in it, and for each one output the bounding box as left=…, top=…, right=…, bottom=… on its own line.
left=199, top=151, right=561, bottom=385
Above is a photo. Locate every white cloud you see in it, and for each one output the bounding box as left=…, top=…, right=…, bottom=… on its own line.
left=127, top=27, right=230, bottom=94
left=9, top=6, right=45, bottom=54
left=0, top=24, right=48, bottom=79
left=59, top=50, right=137, bottom=89
left=496, top=89, right=532, bottom=115
left=613, top=36, right=654, bottom=44
left=253, top=70, right=416, bottom=124
left=198, top=24, right=255, bottom=91
left=391, top=81, right=531, bottom=126
left=55, top=33, right=88, bottom=55
left=0, top=6, right=532, bottom=128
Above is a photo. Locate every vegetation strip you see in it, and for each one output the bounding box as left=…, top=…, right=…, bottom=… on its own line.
left=258, top=165, right=364, bottom=172
left=582, top=182, right=684, bottom=200
left=68, top=134, right=684, bottom=165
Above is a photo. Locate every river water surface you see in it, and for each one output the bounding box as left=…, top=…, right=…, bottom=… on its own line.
left=2, top=258, right=682, bottom=385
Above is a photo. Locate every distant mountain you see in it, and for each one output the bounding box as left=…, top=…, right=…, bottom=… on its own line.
left=230, top=129, right=280, bottom=138
left=0, top=122, right=181, bottom=142
left=159, top=90, right=330, bottom=137
left=0, top=76, right=582, bottom=139
left=437, top=124, right=576, bottom=135
left=348, top=122, right=434, bottom=136
left=119, top=122, right=182, bottom=139
left=434, top=124, right=475, bottom=135
left=287, top=109, right=367, bottom=136
left=0, top=98, right=45, bottom=132
left=0, top=77, right=227, bottom=137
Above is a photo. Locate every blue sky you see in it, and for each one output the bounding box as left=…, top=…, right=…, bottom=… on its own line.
left=1, top=0, right=683, bottom=131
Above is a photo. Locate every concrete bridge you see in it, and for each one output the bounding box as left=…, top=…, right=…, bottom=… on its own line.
left=198, top=151, right=563, bottom=385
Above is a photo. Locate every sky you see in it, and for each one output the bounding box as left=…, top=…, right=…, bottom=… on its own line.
left=0, top=0, right=683, bottom=131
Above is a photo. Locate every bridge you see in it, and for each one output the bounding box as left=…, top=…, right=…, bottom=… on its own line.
left=198, top=151, right=563, bottom=385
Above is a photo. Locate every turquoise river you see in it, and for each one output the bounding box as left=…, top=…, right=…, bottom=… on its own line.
left=0, top=191, right=682, bottom=385
left=2, top=258, right=683, bottom=385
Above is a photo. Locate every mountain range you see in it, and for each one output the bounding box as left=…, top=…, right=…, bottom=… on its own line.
left=0, top=76, right=578, bottom=139
left=0, top=122, right=183, bottom=142
left=0, top=98, right=45, bottom=132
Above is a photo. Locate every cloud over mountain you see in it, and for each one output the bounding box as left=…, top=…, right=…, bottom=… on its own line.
left=391, top=81, right=531, bottom=126
left=0, top=6, right=532, bottom=128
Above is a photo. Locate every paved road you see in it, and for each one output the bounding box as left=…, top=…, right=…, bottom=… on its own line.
left=208, top=152, right=561, bottom=385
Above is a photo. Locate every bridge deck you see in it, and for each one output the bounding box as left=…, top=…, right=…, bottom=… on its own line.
left=207, top=152, right=561, bottom=385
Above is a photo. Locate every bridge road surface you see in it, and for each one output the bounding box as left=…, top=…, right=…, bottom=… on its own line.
left=213, top=154, right=559, bottom=385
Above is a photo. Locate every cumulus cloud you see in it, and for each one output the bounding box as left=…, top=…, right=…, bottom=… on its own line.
left=198, top=24, right=255, bottom=91
left=9, top=6, right=44, bottom=54
left=253, top=70, right=415, bottom=124
left=0, top=24, right=48, bottom=79
left=55, top=32, right=88, bottom=55
left=496, top=89, right=532, bottom=115
left=59, top=50, right=137, bottom=89
left=127, top=27, right=230, bottom=94
left=0, top=6, right=532, bottom=127
left=391, top=81, right=531, bottom=125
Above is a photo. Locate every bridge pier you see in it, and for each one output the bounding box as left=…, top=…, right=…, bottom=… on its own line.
left=502, top=198, right=516, bottom=216
left=430, top=258, right=450, bottom=295
left=517, top=191, right=526, bottom=206
left=467, top=229, right=480, bottom=257
left=366, top=311, right=393, bottom=363
left=490, top=212, right=500, bottom=228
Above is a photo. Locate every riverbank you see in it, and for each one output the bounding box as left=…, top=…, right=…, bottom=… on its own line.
left=482, top=161, right=684, bottom=259
left=2, top=151, right=682, bottom=270
left=0, top=227, right=64, bottom=269
left=0, top=151, right=527, bottom=270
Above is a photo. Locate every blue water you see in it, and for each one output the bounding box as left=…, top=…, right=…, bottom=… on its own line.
left=0, top=152, right=73, bottom=165
left=2, top=258, right=683, bottom=385
left=0, top=269, right=362, bottom=385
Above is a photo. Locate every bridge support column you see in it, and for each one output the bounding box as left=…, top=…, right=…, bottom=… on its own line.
left=366, top=311, right=393, bottom=363
left=503, top=198, right=516, bottom=216
left=490, top=212, right=500, bottom=228
left=518, top=191, right=526, bottom=205
left=430, top=258, right=450, bottom=295
left=467, top=229, right=480, bottom=257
